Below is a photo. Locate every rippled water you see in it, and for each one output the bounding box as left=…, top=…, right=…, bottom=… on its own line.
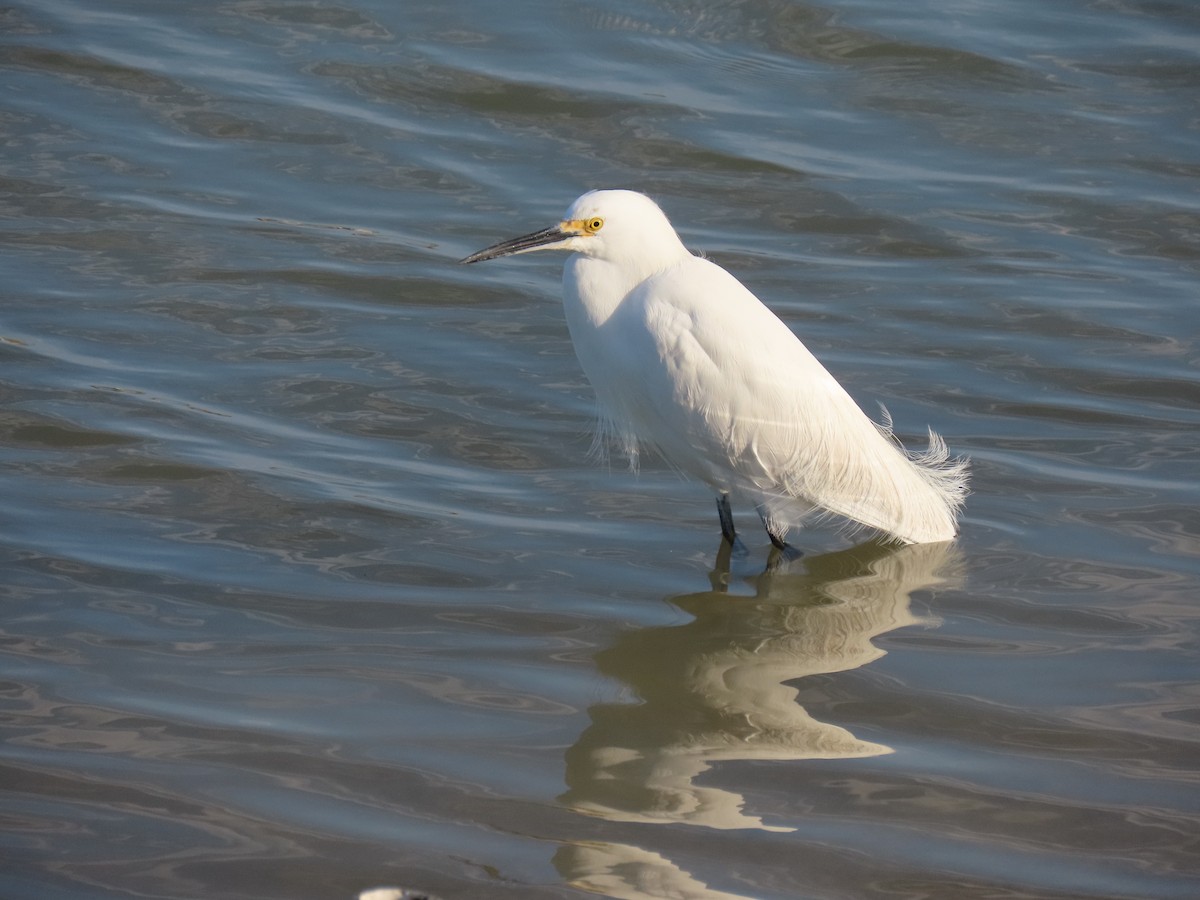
left=2, top=1, right=1198, bottom=898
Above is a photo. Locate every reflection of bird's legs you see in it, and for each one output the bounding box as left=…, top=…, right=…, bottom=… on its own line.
left=764, top=543, right=792, bottom=572
left=716, top=493, right=736, bottom=545
left=709, top=535, right=734, bottom=591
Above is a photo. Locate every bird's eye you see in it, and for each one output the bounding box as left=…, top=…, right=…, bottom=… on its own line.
left=584, top=217, right=604, bottom=233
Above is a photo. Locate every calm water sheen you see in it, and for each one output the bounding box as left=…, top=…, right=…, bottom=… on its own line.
left=2, top=1, right=1198, bottom=898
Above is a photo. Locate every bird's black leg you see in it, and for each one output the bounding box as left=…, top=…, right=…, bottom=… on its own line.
left=756, top=504, right=794, bottom=553
left=716, top=493, right=737, bottom=545
left=767, top=532, right=803, bottom=563
left=766, top=524, right=789, bottom=551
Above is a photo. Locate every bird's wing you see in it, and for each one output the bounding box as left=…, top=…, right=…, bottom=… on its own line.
left=613, top=256, right=864, bottom=481
left=608, top=256, right=963, bottom=541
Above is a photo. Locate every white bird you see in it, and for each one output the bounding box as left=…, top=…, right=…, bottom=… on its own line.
left=461, top=190, right=968, bottom=549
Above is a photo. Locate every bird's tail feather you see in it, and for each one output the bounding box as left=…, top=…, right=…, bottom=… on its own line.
left=810, top=424, right=969, bottom=544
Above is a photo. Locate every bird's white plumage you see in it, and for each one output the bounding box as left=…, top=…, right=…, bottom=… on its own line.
left=462, top=189, right=968, bottom=546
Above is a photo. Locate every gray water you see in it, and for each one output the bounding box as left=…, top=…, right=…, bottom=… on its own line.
left=2, top=1, right=1198, bottom=898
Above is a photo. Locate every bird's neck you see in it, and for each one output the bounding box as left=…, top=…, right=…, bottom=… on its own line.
left=563, top=256, right=630, bottom=329
left=563, top=247, right=688, bottom=329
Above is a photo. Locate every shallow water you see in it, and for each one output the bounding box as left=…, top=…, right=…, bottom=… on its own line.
left=2, top=1, right=1198, bottom=898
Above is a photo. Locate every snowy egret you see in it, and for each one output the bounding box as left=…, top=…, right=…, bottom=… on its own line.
left=461, top=190, right=968, bottom=548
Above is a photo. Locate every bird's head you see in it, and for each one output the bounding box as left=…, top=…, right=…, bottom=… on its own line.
left=459, top=190, right=689, bottom=269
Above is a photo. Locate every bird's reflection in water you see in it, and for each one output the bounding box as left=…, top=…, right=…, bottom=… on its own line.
left=556, top=538, right=961, bottom=897
left=555, top=840, right=764, bottom=900
left=561, top=539, right=959, bottom=831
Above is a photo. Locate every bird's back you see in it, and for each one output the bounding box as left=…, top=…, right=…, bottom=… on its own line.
left=591, top=256, right=967, bottom=544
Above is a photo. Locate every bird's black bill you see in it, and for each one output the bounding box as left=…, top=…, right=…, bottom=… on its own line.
left=459, top=225, right=569, bottom=264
